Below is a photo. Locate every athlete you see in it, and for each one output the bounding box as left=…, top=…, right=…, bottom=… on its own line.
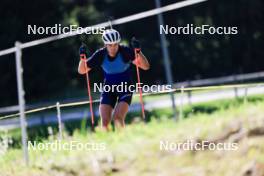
left=78, top=29, right=150, bottom=130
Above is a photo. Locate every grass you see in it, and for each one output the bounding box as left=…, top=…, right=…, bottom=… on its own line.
left=2, top=94, right=264, bottom=148
left=0, top=95, right=264, bottom=175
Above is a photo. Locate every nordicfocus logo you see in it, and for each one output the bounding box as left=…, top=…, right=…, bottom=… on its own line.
left=160, top=24, right=238, bottom=35
left=27, top=24, right=105, bottom=35
left=28, top=140, right=106, bottom=151
left=93, top=82, right=172, bottom=93
left=160, top=140, right=238, bottom=151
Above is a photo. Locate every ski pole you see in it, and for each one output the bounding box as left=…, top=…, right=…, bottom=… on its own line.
left=80, top=53, right=95, bottom=126
left=134, top=49, right=145, bottom=119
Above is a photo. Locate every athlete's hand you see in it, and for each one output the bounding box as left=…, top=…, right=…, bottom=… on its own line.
left=79, top=43, right=87, bottom=60
left=131, top=37, right=141, bottom=53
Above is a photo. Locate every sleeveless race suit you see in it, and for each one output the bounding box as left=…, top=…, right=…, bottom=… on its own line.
left=86, top=45, right=135, bottom=108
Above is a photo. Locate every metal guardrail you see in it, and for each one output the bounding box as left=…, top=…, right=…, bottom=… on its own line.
left=175, top=71, right=264, bottom=88
left=1, top=82, right=264, bottom=121
left=1, top=71, right=263, bottom=115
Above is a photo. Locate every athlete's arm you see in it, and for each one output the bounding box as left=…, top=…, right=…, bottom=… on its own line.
left=78, top=44, right=103, bottom=74
left=78, top=44, right=90, bottom=74
left=78, top=59, right=91, bottom=74
left=133, top=51, right=150, bottom=70
left=131, top=37, right=150, bottom=70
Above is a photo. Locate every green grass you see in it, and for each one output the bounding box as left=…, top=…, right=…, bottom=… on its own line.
left=2, top=94, right=264, bottom=149
left=137, top=94, right=264, bottom=120
left=1, top=96, right=264, bottom=175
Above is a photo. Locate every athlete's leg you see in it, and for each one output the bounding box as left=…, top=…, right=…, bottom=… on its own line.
left=99, top=104, right=113, bottom=131
left=113, top=92, right=132, bottom=128
left=113, top=102, right=129, bottom=128
left=100, top=91, right=117, bottom=131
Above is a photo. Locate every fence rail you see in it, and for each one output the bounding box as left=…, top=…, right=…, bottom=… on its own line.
left=175, top=71, right=264, bottom=88
left=1, top=82, right=264, bottom=121
left=1, top=71, right=264, bottom=115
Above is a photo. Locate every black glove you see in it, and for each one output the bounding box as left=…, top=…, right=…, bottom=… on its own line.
left=131, top=37, right=141, bottom=53
left=79, top=43, right=87, bottom=60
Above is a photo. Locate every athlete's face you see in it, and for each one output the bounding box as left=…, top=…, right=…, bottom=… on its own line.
left=106, top=43, right=119, bottom=57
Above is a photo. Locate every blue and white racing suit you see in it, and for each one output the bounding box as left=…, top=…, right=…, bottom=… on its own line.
left=86, top=45, right=135, bottom=108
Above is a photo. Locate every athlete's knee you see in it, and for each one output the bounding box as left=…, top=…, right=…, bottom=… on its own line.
left=113, top=112, right=123, bottom=121
left=99, top=104, right=112, bottom=126
left=102, top=118, right=110, bottom=127
left=100, top=112, right=111, bottom=126
left=113, top=114, right=121, bottom=121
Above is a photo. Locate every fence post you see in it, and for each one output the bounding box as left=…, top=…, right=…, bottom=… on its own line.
left=233, top=75, right=238, bottom=98
left=244, top=87, right=248, bottom=104
left=155, top=0, right=177, bottom=121
left=56, top=102, right=63, bottom=140
left=179, top=86, right=184, bottom=121
left=15, top=41, right=29, bottom=166
left=187, top=80, right=192, bottom=105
